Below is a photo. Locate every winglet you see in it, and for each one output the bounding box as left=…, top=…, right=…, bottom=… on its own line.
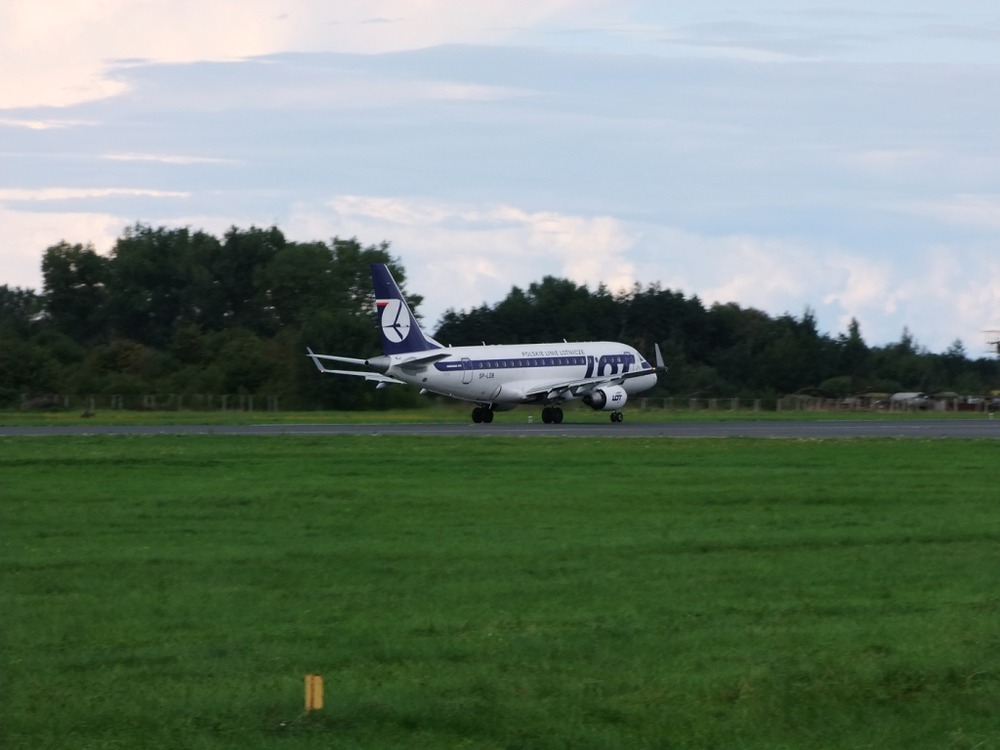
left=654, top=343, right=666, bottom=371
left=306, top=347, right=325, bottom=373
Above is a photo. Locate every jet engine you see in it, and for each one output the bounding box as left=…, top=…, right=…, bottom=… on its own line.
left=583, top=385, right=628, bottom=411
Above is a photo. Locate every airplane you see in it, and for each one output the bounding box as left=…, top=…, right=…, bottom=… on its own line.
left=307, top=263, right=665, bottom=424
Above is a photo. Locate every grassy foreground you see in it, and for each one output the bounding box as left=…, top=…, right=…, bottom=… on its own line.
left=2, top=436, right=998, bottom=749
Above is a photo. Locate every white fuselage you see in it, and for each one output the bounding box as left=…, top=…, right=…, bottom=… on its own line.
left=382, top=341, right=657, bottom=405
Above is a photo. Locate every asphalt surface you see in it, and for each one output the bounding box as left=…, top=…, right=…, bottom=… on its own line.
left=3, top=418, right=1000, bottom=439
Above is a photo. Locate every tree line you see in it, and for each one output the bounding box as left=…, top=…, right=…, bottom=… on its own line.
left=1, top=223, right=997, bottom=409
left=0, top=225, right=423, bottom=409
left=437, top=281, right=997, bottom=401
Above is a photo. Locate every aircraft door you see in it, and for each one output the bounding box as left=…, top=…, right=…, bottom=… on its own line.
left=462, top=358, right=473, bottom=384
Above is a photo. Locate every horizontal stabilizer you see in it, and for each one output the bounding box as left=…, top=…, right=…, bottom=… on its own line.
left=306, top=348, right=399, bottom=384
left=399, top=351, right=452, bottom=366
left=306, top=348, right=369, bottom=368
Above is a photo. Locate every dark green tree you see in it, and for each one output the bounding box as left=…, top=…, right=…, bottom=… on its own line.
left=107, top=225, right=215, bottom=346
left=836, top=317, right=869, bottom=386
left=215, top=225, right=286, bottom=333
left=0, top=287, right=62, bottom=401
left=41, top=241, right=110, bottom=343
left=0, top=285, right=43, bottom=338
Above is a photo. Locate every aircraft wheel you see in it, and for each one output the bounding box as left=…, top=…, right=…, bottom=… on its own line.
left=541, top=407, right=552, bottom=424
left=611, top=411, right=623, bottom=423
left=553, top=407, right=564, bottom=424
left=472, top=407, right=483, bottom=423
left=483, top=408, right=494, bottom=424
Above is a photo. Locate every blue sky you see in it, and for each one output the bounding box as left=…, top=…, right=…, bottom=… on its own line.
left=2, top=1, right=999, bottom=352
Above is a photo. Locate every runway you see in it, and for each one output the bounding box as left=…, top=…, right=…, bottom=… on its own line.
left=3, top=418, right=1000, bottom=439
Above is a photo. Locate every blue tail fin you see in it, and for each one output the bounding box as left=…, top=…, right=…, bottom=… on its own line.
left=371, top=264, right=442, bottom=355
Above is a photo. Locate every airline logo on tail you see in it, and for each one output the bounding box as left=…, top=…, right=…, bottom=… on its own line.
left=378, top=298, right=410, bottom=343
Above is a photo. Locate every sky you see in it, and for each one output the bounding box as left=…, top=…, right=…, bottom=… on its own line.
left=2, top=0, right=999, bottom=353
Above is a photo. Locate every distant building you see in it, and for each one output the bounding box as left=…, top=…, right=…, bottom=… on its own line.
left=889, top=392, right=929, bottom=409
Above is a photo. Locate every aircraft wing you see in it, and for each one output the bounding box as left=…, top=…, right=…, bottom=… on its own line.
left=521, top=367, right=652, bottom=400
left=522, top=343, right=666, bottom=400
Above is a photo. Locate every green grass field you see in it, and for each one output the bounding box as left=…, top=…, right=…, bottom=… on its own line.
left=3, top=435, right=998, bottom=749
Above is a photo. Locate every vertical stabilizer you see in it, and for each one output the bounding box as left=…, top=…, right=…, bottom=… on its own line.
left=371, top=264, right=443, bottom=355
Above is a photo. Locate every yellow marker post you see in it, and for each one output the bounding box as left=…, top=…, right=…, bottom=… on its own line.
left=305, top=674, right=324, bottom=711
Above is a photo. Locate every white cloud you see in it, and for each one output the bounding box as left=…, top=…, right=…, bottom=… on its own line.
left=302, top=0, right=598, bottom=54
left=101, top=152, right=237, bottom=165
left=697, top=236, right=809, bottom=307
left=282, top=194, right=1000, bottom=351
left=0, top=117, right=97, bottom=130
left=287, top=195, right=636, bottom=323
left=936, top=243, right=1000, bottom=351
left=843, top=147, right=937, bottom=175
left=822, top=256, right=895, bottom=340
left=0, top=187, right=189, bottom=201
left=4, top=1, right=996, bottom=111
left=904, top=194, right=1000, bottom=231
left=0, top=0, right=591, bottom=109
left=0, top=208, right=123, bottom=291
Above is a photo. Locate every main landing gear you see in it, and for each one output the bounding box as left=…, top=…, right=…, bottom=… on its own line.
left=541, top=406, right=564, bottom=424
left=471, top=405, right=494, bottom=423
left=471, top=405, right=623, bottom=424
